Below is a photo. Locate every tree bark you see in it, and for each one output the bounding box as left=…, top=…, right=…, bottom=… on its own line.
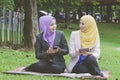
left=77, top=8, right=83, bottom=20
left=54, top=10, right=60, bottom=22
left=23, top=0, right=38, bottom=48
left=64, top=11, right=70, bottom=28
left=14, top=0, right=23, bottom=11
left=106, top=4, right=112, bottom=23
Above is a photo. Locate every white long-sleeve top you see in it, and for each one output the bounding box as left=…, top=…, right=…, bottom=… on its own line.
left=66, top=30, right=100, bottom=72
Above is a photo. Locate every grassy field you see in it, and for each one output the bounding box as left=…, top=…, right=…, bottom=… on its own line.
left=0, top=23, right=120, bottom=80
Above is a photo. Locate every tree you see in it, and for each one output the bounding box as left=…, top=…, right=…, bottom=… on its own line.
left=0, top=0, right=14, bottom=16
left=13, top=0, right=23, bottom=11
left=22, top=0, right=38, bottom=48
left=37, top=0, right=84, bottom=24
left=13, top=0, right=39, bottom=48
left=0, top=0, right=14, bottom=9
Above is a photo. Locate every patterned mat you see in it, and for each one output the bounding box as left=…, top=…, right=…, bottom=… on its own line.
left=2, top=67, right=110, bottom=79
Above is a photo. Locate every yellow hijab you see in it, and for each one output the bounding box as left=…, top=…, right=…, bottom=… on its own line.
left=80, top=15, right=99, bottom=48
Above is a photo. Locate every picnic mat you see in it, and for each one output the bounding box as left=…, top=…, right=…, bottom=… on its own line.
left=2, top=67, right=110, bottom=79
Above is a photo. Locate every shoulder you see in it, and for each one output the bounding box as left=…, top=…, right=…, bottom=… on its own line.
left=36, top=32, right=43, bottom=39
left=96, top=35, right=100, bottom=43
left=56, top=30, right=63, bottom=34
left=56, top=30, right=64, bottom=35
left=71, top=30, right=80, bottom=36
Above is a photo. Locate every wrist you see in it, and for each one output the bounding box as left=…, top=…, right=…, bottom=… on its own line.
left=46, top=50, right=49, bottom=53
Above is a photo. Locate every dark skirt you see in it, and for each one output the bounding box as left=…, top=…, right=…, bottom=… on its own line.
left=25, top=60, right=66, bottom=74
left=72, top=56, right=103, bottom=76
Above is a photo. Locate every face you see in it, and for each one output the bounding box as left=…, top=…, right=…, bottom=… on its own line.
left=49, top=19, right=57, bottom=32
left=79, top=21, right=86, bottom=32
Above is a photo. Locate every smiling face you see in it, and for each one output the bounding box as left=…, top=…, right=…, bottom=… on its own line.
left=79, top=21, right=86, bottom=32
left=49, top=19, right=57, bottom=32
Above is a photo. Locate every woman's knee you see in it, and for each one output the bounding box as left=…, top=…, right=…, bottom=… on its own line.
left=85, top=56, right=97, bottom=63
left=51, top=65, right=65, bottom=73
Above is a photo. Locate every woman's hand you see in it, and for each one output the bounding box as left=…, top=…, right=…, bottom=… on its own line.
left=76, top=50, right=92, bottom=56
left=76, top=50, right=83, bottom=56
left=82, top=51, right=92, bottom=56
left=47, top=47, right=60, bottom=54
left=53, top=48, right=60, bottom=54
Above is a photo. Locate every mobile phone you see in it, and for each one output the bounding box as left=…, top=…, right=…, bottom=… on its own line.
left=53, top=46, right=58, bottom=49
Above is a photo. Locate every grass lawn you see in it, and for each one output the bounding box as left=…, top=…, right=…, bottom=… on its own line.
left=0, top=23, right=120, bottom=80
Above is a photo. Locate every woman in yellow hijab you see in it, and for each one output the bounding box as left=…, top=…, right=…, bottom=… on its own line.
left=66, top=15, right=103, bottom=77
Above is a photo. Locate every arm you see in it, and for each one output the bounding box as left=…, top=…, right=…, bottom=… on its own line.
left=57, top=31, right=69, bottom=55
left=79, top=36, right=100, bottom=58
left=35, top=34, right=51, bottom=60
left=92, top=36, right=100, bottom=60
left=69, top=31, right=77, bottom=58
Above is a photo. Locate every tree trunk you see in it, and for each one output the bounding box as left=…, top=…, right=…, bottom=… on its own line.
left=13, top=0, right=23, bottom=11
left=23, top=0, right=38, bottom=48
left=73, top=11, right=76, bottom=23
left=77, top=8, right=83, bottom=20
left=106, top=4, right=112, bottom=23
left=64, top=11, right=70, bottom=28
left=54, top=10, right=60, bottom=22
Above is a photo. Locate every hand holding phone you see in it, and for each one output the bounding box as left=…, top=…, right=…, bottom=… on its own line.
left=47, top=46, right=60, bottom=54
left=79, top=48, right=92, bottom=56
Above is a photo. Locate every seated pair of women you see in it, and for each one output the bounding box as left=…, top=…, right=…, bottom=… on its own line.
left=24, top=15, right=103, bottom=77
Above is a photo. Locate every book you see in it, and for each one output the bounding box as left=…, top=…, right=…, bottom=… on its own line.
left=79, top=48, right=91, bottom=52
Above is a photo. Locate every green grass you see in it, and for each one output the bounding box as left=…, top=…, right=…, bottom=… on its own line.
left=0, top=23, right=120, bottom=80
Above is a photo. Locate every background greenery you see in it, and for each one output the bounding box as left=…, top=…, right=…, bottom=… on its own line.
left=0, top=23, right=120, bottom=80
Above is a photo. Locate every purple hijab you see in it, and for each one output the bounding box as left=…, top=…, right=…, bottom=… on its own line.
left=39, top=15, right=56, bottom=47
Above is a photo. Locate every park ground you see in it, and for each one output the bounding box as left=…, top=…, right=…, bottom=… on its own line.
left=0, top=23, right=120, bottom=80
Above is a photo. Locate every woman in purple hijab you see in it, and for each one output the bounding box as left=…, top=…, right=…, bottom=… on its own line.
left=25, top=15, right=69, bottom=73
left=39, top=15, right=56, bottom=47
